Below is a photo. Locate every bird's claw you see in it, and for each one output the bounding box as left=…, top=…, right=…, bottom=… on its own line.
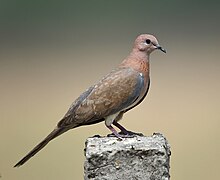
left=119, top=130, right=144, bottom=137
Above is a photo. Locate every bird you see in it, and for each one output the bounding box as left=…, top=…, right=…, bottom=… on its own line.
left=14, top=34, right=166, bottom=167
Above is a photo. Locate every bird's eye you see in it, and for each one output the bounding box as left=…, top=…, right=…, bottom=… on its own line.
left=145, top=39, right=151, bottom=44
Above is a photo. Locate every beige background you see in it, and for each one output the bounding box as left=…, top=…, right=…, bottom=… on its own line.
left=0, top=1, right=220, bottom=179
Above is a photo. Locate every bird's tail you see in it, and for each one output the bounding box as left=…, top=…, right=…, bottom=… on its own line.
left=14, top=127, right=67, bottom=167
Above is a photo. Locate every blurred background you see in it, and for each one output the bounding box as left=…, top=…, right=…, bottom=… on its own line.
left=0, top=0, right=219, bottom=179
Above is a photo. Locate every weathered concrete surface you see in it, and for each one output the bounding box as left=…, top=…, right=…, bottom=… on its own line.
left=84, top=133, right=171, bottom=180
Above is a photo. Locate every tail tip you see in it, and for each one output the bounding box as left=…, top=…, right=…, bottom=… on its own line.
left=14, top=163, right=21, bottom=168
left=14, top=161, right=23, bottom=168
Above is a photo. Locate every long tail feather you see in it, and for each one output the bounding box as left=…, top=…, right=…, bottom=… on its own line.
left=14, top=127, right=67, bottom=167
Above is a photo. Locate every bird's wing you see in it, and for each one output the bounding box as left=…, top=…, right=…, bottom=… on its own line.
left=58, top=67, right=144, bottom=127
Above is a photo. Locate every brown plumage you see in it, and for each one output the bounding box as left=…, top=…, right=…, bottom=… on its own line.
left=14, top=34, right=166, bottom=167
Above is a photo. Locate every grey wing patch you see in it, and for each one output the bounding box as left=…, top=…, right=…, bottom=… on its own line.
left=109, top=72, right=145, bottom=114
left=125, top=78, right=150, bottom=112
left=57, top=86, right=94, bottom=127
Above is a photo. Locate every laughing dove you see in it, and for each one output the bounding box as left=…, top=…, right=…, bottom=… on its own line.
left=14, top=34, right=166, bottom=167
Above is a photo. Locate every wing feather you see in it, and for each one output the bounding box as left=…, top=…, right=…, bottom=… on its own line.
left=58, top=67, right=144, bottom=127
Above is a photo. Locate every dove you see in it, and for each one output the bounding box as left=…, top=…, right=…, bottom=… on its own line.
left=14, top=34, right=166, bottom=167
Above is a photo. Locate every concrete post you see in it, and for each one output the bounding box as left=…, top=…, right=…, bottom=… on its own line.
left=84, top=133, right=171, bottom=180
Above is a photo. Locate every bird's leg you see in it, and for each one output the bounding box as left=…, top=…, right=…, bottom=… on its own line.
left=112, top=112, right=132, bottom=135
left=106, top=124, right=135, bottom=139
left=113, top=121, right=144, bottom=137
left=105, top=113, right=137, bottom=139
left=113, top=121, right=129, bottom=135
left=106, top=125, right=123, bottom=140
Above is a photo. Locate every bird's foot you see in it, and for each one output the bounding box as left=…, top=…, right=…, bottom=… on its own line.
left=119, top=130, right=144, bottom=137
left=107, top=131, right=143, bottom=139
left=106, top=124, right=144, bottom=140
left=112, top=121, right=144, bottom=137
left=107, top=132, right=134, bottom=139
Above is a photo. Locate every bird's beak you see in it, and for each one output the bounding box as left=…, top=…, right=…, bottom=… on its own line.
left=152, top=42, right=166, bottom=53
left=156, top=44, right=166, bottom=53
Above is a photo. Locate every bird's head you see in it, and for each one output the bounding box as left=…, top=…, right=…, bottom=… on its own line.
left=134, top=34, right=166, bottom=55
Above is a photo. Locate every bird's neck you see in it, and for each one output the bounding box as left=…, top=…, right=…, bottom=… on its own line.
left=120, top=49, right=150, bottom=75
